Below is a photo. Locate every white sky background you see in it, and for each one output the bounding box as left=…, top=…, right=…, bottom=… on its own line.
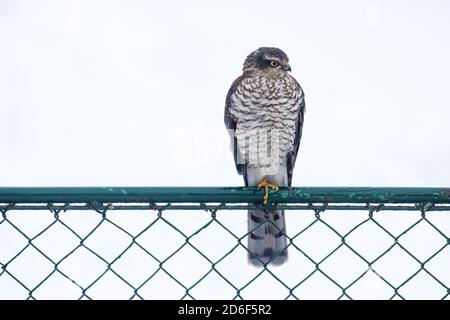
left=0, top=0, right=450, bottom=300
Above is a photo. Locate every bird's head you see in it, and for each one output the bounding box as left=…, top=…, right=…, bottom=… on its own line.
left=242, top=47, right=291, bottom=77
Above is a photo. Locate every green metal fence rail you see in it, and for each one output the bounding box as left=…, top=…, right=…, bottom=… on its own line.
left=1, top=187, right=450, bottom=300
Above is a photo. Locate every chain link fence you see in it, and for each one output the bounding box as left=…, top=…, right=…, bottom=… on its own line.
left=1, top=187, right=450, bottom=300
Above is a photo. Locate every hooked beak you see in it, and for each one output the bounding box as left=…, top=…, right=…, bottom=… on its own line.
left=282, top=64, right=291, bottom=72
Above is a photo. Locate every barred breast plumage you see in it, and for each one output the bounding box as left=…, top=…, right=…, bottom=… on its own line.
left=228, top=75, right=303, bottom=176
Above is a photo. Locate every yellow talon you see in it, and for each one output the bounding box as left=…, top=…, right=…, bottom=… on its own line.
left=257, top=177, right=279, bottom=205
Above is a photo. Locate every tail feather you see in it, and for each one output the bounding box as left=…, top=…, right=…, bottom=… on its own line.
left=248, top=209, right=288, bottom=266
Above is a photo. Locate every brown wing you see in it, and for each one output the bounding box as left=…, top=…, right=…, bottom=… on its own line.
left=224, top=75, right=246, bottom=177
left=287, top=80, right=306, bottom=186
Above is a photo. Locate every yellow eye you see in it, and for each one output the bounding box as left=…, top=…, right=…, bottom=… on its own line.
left=270, top=60, right=279, bottom=67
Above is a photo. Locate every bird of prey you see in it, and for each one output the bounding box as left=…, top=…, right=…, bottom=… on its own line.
left=224, top=47, right=305, bottom=266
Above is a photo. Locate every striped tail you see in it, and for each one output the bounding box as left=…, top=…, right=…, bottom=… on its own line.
left=247, top=209, right=288, bottom=266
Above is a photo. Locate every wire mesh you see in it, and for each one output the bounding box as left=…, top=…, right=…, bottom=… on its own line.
left=1, top=187, right=450, bottom=300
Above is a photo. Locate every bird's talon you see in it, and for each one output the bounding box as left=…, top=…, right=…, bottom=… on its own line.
left=257, top=177, right=279, bottom=205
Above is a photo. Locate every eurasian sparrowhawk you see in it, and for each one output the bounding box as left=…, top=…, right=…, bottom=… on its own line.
left=224, top=47, right=305, bottom=266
